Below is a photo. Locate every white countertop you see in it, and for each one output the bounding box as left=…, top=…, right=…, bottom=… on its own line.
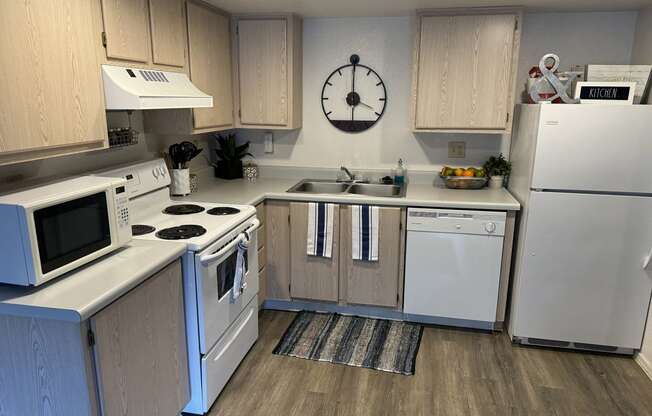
left=0, top=240, right=186, bottom=322
left=180, top=173, right=521, bottom=211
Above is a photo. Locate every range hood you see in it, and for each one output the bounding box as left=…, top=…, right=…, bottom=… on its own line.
left=101, top=65, right=213, bottom=110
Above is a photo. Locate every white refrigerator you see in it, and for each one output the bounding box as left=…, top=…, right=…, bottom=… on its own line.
left=508, top=104, right=652, bottom=353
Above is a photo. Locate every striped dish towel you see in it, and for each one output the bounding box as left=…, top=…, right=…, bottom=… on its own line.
left=352, top=205, right=379, bottom=262
left=307, top=202, right=335, bottom=258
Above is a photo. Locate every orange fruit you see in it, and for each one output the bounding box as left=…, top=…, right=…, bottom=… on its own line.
left=463, top=169, right=475, bottom=177
left=454, top=168, right=464, bottom=177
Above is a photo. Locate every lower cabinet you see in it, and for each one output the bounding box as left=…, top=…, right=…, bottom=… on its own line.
left=340, top=206, right=404, bottom=308
left=0, top=259, right=189, bottom=416
left=289, top=202, right=340, bottom=302
left=91, top=259, right=189, bottom=416
left=265, top=200, right=405, bottom=309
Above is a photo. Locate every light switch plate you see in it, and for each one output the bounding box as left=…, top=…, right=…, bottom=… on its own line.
left=264, top=132, right=274, bottom=153
left=448, top=141, right=466, bottom=158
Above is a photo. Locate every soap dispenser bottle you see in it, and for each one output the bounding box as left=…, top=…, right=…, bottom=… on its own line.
left=394, top=159, right=406, bottom=185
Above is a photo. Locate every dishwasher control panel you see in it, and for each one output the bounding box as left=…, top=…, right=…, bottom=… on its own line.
left=407, top=208, right=506, bottom=236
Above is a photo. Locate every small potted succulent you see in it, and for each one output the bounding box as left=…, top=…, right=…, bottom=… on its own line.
left=483, top=154, right=512, bottom=189
left=213, top=134, right=253, bottom=180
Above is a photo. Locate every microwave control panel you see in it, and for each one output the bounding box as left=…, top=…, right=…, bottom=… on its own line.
left=114, top=185, right=130, bottom=228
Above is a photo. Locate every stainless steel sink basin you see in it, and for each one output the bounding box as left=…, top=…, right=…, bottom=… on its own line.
left=286, top=179, right=406, bottom=198
left=287, top=180, right=349, bottom=194
left=348, top=183, right=405, bottom=198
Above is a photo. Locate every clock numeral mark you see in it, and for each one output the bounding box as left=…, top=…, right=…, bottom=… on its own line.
left=374, top=112, right=381, bottom=117
left=326, top=81, right=333, bottom=86
left=379, top=98, right=386, bottom=101
left=337, top=70, right=342, bottom=76
left=366, top=69, right=371, bottom=76
left=326, top=111, right=332, bottom=116
left=322, top=97, right=329, bottom=100
left=376, top=81, right=382, bottom=86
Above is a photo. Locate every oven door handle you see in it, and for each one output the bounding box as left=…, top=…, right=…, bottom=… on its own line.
left=199, top=235, right=245, bottom=265
left=245, top=218, right=261, bottom=237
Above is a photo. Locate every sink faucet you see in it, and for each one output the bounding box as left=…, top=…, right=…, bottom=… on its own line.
left=340, top=166, right=355, bottom=181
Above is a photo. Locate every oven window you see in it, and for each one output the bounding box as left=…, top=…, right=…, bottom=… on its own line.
left=34, top=192, right=111, bottom=274
left=216, top=250, right=248, bottom=299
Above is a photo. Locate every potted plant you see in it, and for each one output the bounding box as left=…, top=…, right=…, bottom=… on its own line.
left=213, top=134, right=253, bottom=179
left=483, top=154, right=511, bottom=189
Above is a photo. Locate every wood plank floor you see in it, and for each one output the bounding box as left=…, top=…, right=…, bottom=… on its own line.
left=207, top=311, right=652, bottom=416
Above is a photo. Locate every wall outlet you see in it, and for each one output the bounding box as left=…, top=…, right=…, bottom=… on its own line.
left=448, top=141, right=466, bottom=158
left=264, top=132, right=274, bottom=153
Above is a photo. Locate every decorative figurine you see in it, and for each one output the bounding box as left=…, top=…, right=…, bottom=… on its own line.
left=528, top=54, right=580, bottom=104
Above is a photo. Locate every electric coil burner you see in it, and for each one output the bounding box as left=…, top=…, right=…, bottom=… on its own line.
left=131, top=224, right=156, bottom=236
left=206, top=207, right=241, bottom=216
left=156, top=225, right=207, bottom=240
left=163, top=204, right=205, bottom=215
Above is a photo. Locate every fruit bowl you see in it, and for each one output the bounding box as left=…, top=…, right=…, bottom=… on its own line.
left=440, top=175, right=488, bottom=189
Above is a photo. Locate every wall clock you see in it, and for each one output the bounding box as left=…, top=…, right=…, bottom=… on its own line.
left=321, top=54, right=387, bottom=133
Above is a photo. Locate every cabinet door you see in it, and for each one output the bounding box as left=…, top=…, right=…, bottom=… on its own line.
left=149, top=0, right=186, bottom=68
left=237, top=18, right=288, bottom=126
left=0, top=0, right=107, bottom=158
left=414, top=14, right=516, bottom=130
left=91, top=260, right=189, bottom=416
left=187, top=1, right=233, bottom=129
left=265, top=201, right=291, bottom=300
left=340, top=207, right=402, bottom=308
left=101, top=0, right=151, bottom=63
left=290, top=203, right=339, bottom=302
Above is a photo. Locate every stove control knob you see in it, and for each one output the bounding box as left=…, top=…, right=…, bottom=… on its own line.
left=159, top=166, right=167, bottom=176
left=484, top=222, right=496, bottom=233
left=151, top=168, right=159, bottom=179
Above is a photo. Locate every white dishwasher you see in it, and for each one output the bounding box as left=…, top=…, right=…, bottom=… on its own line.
left=403, top=208, right=506, bottom=329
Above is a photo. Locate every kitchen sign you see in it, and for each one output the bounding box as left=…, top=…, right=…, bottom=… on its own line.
left=574, top=81, right=636, bottom=104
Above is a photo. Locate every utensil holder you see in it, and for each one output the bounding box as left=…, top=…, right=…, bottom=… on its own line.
left=170, top=169, right=191, bottom=196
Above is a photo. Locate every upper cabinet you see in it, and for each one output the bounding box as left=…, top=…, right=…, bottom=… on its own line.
left=144, top=0, right=234, bottom=134
left=187, top=1, right=234, bottom=130
left=149, top=0, right=187, bottom=68
left=0, top=0, right=108, bottom=165
left=101, top=0, right=151, bottom=63
left=101, top=0, right=187, bottom=71
left=411, top=9, right=522, bottom=134
left=233, top=15, right=302, bottom=130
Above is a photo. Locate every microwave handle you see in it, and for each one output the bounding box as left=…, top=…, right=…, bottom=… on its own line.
left=200, top=234, right=245, bottom=265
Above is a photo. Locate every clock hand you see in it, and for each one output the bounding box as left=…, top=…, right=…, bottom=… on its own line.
left=358, top=101, right=374, bottom=110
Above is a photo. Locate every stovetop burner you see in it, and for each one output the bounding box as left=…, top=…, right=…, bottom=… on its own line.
left=156, top=225, right=207, bottom=240
left=132, top=224, right=156, bottom=236
left=206, top=207, right=241, bottom=216
left=163, top=204, right=205, bottom=215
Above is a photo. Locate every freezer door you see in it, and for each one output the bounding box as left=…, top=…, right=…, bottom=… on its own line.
left=531, top=105, right=652, bottom=194
left=512, top=191, right=652, bottom=349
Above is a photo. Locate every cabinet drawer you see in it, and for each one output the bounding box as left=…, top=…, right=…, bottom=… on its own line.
left=201, top=297, right=258, bottom=411
left=259, top=267, right=267, bottom=308
left=258, top=245, right=267, bottom=271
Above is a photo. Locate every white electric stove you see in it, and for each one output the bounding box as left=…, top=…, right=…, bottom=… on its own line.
left=99, top=159, right=260, bottom=415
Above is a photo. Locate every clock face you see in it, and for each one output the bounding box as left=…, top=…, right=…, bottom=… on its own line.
left=321, top=55, right=387, bottom=133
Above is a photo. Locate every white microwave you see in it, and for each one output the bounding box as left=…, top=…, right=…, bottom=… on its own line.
left=0, top=176, right=132, bottom=286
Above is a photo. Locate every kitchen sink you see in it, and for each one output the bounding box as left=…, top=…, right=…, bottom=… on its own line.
left=288, top=181, right=350, bottom=194
left=287, top=179, right=406, bottom=198
left=348, top=183, right=404, bottom=197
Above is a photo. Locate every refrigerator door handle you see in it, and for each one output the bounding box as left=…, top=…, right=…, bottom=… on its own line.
left=643, top=247, right=652, bottom=270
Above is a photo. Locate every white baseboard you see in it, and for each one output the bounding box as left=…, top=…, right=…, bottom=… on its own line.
left=635, top=352, right=652, bottom=381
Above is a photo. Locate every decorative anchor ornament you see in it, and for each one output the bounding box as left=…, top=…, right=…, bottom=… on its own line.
left=529, top=53, right=580, bottom=104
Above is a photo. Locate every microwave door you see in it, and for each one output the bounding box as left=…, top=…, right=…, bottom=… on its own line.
left=33, top=191, right=112, bottom=281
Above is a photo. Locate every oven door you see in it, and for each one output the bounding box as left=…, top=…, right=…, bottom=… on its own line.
left=29, top=191, right=118, bottom=285
left=195, top=220, right=259, bottom=354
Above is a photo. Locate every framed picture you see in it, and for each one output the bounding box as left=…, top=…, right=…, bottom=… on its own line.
left=574, top=81, right=636, bottom=105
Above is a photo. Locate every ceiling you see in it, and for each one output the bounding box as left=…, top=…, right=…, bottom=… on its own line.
left=207, top=0, right=651, bottom=17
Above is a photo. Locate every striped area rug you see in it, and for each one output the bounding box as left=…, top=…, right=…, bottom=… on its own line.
left=273, top=312, right=423, bottom=375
